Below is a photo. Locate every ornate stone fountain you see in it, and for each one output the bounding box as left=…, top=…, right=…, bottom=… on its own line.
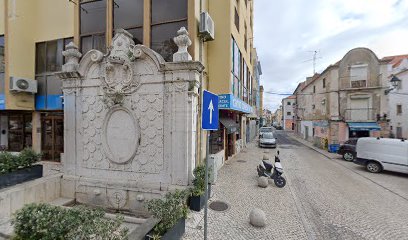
left=58, top=28, right=203, bottom=214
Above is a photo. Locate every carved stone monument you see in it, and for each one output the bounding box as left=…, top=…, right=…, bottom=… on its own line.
left=58, top=29, right=202, bottom=213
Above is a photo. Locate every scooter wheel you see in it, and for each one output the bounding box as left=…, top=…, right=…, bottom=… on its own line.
left=274, top=176, right=286, bottom=188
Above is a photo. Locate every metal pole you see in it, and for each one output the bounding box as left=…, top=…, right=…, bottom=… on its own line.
left=204, top=130, right=210, bottom=240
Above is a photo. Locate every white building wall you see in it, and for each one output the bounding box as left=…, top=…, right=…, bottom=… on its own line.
left=389, top=70, right=408, bottom=138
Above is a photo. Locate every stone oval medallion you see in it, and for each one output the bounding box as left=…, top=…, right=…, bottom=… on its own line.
left=102, top=106, right=140, bottom=164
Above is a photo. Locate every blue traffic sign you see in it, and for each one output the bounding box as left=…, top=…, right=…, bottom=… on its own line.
left=202, top=90, right=219, bottom=130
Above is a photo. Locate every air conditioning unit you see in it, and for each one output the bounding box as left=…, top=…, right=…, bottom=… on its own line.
left=199, top=12, right=215, bottom=41
left=9, top=77, right=37, bottom=93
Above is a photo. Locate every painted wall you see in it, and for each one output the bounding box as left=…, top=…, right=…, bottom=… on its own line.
left=0, top=0, right=4, bottom=34
left=6, top=0, right=74, bottom=110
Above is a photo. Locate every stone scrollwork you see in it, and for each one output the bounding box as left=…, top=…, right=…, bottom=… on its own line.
left=101, top=29, right=145, bottom=105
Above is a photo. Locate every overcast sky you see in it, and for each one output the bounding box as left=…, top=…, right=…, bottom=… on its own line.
left=254, top=0, right=408, bottom=112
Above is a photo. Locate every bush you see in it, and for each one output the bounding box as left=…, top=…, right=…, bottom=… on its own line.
left=0, top=148, right=41, bottom=175
left=146, top=190, right=189, bottom=237
left=191, top=165, right=212, bottom=196
left=12, top=203, right=128, bottom=240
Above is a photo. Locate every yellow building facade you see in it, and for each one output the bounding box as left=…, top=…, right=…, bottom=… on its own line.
left=0, top=0, right=261, bottom=163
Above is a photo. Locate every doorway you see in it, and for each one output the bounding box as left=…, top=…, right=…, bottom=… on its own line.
left=42, top=115, right=64, bottom=161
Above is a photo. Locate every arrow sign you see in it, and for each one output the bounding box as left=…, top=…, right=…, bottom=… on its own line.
left=208, top=100, right=214, bottom=124
left=202, top=90, right=219, bottom=130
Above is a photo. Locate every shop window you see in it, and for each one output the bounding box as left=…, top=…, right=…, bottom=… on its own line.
left=8, top=114, right=32, bottom=152
left=114, top=0, right=143, bottom=44
left=80, top=0, right=107, bottom=53
left=210, top=129, right=224, bottom=154
left=151, top=0, right=187, bottom=62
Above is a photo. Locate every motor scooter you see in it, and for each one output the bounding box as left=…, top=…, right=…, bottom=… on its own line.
left=257, top=151, right=286, bottom=188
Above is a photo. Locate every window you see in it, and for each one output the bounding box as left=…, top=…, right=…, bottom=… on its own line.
left=114, top=0, right=143, bottom=44
left=234, top=8, right=239, bottom=32
left=243, top=61, right=248, bottom=101
left=396, top=127, right=402, bottom=139
left=7, top=114, right=32, bottom=152
left=312, top=104, right=315, bottom=109
left=350, top=64, right=367, bottom=88
left=397, top=104, right=402, bottom=115
left=244, top=23, right=247, bottom=51
left=209, top=129, right=224, bottom=154
left=313, top=85, right=316, bottom=93
left=287, top=112, right=291, bottom=116
left=36, top=38, right=72, bottom=109
left=151, top=0, right=188, bottom=62
left=231, top=37, right=241, bottom=98
left=323, top=78, right=326, bottom=88
left=0, top=35, right=4, bottom=95
left=287, top=102, right=291, bottom=105
left=80, top=0, right=107, bottom=53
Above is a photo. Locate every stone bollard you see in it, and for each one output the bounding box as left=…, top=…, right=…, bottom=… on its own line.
left=249, top=208, right=266, bottom=227
left=258, top=176, right=268, bottom=188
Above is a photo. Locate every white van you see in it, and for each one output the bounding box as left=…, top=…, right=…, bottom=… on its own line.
left=354, top=137, right=408, bottom=173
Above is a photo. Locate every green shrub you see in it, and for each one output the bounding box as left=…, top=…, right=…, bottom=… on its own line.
left=11, top=203, right=128, bottom=240
left=0, top=148, right=41, bottom=175
left=191, top=164, right=212, bottom=196
left=146, top=190, right=189, bottom=237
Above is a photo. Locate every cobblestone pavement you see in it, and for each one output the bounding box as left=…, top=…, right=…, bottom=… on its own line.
left=184, top=131, right=408, bottom=240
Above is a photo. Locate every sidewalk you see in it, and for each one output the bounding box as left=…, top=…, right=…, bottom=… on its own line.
left=286, top=132, right=340, bottom=160
left=183, top=141, right=308, bottom=240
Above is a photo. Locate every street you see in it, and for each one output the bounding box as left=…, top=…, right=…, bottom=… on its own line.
left=184, top=130, right=408, bottom=240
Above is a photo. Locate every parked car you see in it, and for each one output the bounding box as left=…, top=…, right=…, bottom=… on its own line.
left=337, top=138, right=358, bottom=161
left=259, top=132, right=277, bottom=148
left=259, top=127, right=273, bottom=138
left=354, top=137, right=408, bottom=174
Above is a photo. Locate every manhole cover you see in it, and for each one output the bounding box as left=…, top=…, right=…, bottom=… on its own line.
left=209, top=201, right=229, bottom=212
left=237, top=160, right=246, bottom=163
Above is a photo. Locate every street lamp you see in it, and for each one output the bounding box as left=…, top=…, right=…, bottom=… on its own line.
left=385, top=75, right=402, bottom=94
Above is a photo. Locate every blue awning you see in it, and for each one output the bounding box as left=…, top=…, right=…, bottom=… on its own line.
left=347, top=122, right=381, bottom=131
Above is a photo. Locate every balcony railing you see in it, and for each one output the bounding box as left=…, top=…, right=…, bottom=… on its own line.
left=344, top=108, right=376, bottom=122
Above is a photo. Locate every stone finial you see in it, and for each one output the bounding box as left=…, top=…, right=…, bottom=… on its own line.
left=62, top=42, right=82, bottom=74
left=173, top=27, right=192, bottom=62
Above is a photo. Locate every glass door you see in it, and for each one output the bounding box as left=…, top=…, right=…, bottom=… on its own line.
left=41, top=115, right=63, bottom=161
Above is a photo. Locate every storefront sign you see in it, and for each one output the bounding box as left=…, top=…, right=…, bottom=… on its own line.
left=0, top=94, right=5, bottom=110
left=218, top=94, right=253, bottom=114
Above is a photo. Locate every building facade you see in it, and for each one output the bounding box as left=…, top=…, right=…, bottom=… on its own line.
left=282, top=95, right=295, bottom=131
left=295, top=48, right=398, bottom=149
left=387, top=56, right=408, bottom=139
left=0, top=0, right=261, bottom=166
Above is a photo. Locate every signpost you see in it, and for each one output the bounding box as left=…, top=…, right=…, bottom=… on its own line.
left=201, top=90, right=219, bottom=240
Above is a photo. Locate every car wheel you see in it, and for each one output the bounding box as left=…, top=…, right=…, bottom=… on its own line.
left=366, top=162, right=382, bottom=173
left=342, top=151, right=355, bottom=162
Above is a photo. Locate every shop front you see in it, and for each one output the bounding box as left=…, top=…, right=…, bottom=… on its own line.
left=0, top=111, right=33, bottom=151
left=218, top=94, right=253, bottom=160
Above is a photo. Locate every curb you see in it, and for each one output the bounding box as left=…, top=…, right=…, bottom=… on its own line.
left=287, top=134, right=336, bottom=160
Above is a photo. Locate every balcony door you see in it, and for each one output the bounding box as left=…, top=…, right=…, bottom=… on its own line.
left=41, top=115, right=63, bottom=161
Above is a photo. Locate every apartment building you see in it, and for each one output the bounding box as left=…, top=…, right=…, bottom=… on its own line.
left=387, top=55, right=408, bottom=139
left=295, top=48, right=399, bottom=148
left=0, top=0, right=261, bottom=164
left=282, top=95, right=295, bottom=131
